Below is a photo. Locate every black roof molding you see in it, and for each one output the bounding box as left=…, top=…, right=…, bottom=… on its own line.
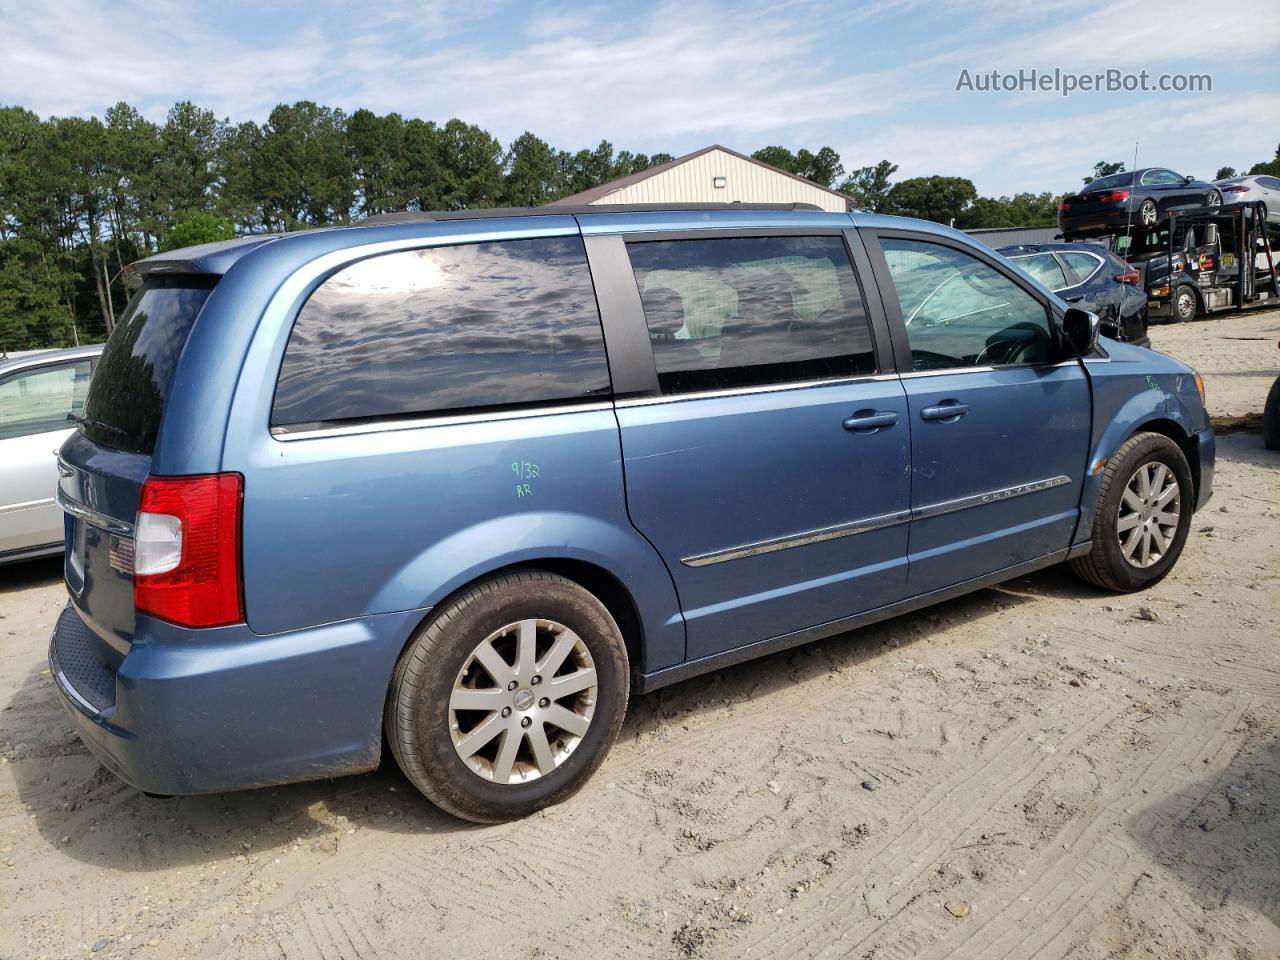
left=358, top=202, right=826, bottom=226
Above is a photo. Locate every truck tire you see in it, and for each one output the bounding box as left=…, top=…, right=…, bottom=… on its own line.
left=1171, top=286, right=1199, bottom=323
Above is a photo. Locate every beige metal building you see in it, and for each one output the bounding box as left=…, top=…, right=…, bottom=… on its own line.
left=548, top=145, right=851, bottom=212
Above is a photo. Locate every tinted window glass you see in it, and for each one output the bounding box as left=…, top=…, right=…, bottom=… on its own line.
left=1085, top=172, right=1133, bottom=192
left=1142, top=169, right=1183, bottom=186
left=272, top=237, right=609, bottom=427
left=0, top=360, right=92, bottom=441
left=1258, top=176, right=1280, bottom=190
left=881, top=238, right=1053, bottom=371
left=1060, top=252, right=1102, bottom=282
left=81, top=277, right=215, bottom=454
left=626, top=235, right=875, bottom=395
left=1014, top=253, right=1068, bottom=290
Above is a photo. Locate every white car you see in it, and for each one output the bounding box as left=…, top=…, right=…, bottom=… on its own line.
left=1216, top=174, right=1280, bottom=223
left=0, top=345, right=102, bottom=564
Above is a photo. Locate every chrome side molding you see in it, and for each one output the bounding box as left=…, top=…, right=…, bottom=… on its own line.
left=682, top=509, right=912, bottom=567
left=911, top=475, right=1071, bottom=520
left=681, top=475, right=1072, bottom=567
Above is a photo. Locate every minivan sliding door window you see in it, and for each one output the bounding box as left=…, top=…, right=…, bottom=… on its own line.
left=625, top=235, right=877, bottom=396
left=271, top=236, right=610, bottom=429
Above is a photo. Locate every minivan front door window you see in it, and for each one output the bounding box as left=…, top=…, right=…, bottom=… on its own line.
left=880, top=238, right=1053, bottom=371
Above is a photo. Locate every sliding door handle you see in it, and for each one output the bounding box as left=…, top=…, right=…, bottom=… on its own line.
left=843, top=410, right=899, bottom=432
left=919, top=401, right=969, bottom=421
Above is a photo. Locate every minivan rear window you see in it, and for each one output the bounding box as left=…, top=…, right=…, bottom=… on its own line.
left=271, top=236, right=610, bottom=428
left=79, top=276, right=216, bottom=454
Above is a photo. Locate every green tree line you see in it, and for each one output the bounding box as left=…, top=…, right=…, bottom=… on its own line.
left=0, top=100, right=676, bottom=351
left=4, top=98, right=1273, bottom=354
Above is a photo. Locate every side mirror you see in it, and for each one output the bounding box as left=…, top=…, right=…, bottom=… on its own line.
left=1184, top=174, right=1196, bottom=183
left=1061, top=307, right=1101, bottom=356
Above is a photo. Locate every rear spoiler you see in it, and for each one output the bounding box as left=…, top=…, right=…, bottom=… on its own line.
left=126, top=235, right=281, bottom=286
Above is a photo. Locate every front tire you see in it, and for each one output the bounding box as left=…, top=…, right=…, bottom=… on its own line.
left=385, top=570, right=629, bottom=823
left=1171, top=286, right=1199, bottom=323
left=1206, top=189, right=1222, bottom=207
left=1139, top=199, right=1159, bottom=226
left=1070, top=432, right=1194, bottom=592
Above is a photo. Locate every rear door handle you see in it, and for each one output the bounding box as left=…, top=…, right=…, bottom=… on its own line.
left=843, top=410, right=899, bottom=432
left=919, top=400, right=969, bottom=422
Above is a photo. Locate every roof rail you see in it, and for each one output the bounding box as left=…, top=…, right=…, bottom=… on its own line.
left=358, top=202, right=827, bottom=225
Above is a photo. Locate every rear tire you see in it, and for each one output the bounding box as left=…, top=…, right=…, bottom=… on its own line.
left=385, top=570, right=629, bottom=823
left=1139, top=199, right=1159, bottom=227
left=1070, top=432, right=1194, bottom=592
left=1264, top=375, right=1280, bottom=451
left=1206, top=189, right=1222, bottom=207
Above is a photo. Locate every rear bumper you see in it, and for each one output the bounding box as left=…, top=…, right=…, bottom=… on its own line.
left=1194, top=426, right=1215, bottom=512
left=49, top=601, right=423, bottom=795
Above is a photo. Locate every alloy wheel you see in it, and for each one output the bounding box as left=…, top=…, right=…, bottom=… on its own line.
left=1116, top=461, right=1180, bottom=569
left=1141, top=201, right=1158, bottom=226
left=449, top=619, right=598, bottom=784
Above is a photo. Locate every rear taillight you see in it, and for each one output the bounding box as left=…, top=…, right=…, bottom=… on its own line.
left=1221, top=185, right=1250, bottom=193
left=1096, top=190, right=1130, bottom=205
left=134, top=473, right=244, bottom=628
left=1059, top=200, right=1071, bottom=211
left=1114, top=269, right=1140, bottom=285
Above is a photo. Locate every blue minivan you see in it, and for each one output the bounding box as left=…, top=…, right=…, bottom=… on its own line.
left=50, top=204, right=1214, bottom=822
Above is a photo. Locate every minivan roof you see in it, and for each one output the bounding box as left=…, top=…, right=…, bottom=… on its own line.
left=130, top=203, right=831, bottom=279
left=359, top=202, right=825, bottom=225
left=131, top=204, right=983, bottom=283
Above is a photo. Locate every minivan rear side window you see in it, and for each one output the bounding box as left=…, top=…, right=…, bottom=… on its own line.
left=625, top=235, right=876, bottom=395
left=272, top=236, right=610, bottom=428
left=80, top=276, right=217, bottom=455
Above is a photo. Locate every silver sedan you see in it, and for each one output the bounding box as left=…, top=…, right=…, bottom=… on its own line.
left=1216, top=174, right=1280, bottom=223
left=0, top=344, right=102, bottom=564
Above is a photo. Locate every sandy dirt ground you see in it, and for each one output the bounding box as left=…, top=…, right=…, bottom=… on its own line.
left=1, top=310, right=1278, bottom=960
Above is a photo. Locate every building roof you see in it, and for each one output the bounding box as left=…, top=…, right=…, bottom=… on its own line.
left=546, top=144, right=853, bottom=206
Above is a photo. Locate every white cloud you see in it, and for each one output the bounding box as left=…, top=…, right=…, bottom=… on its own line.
left=839, top=93, right=1278, bottom=195
left=0, top=0, right=1274, bottom=197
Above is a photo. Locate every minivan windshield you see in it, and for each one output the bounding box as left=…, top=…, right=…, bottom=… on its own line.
left=79, top=275, right=216, bottom=454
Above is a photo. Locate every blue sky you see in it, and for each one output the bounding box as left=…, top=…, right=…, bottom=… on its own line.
left=2, top=0, right=1277, bottom=196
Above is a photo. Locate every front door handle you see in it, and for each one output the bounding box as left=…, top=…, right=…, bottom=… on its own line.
left=919, top=400, right=969, bottom=422
left=843, top=410, right=899, bottom=432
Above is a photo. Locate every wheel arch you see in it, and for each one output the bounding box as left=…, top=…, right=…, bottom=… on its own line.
left=383, top=550, right=678, bottom=704
left=1130, top=417, right=1201, bottom=505
left=1076, top=408, right=1201, bottom=545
